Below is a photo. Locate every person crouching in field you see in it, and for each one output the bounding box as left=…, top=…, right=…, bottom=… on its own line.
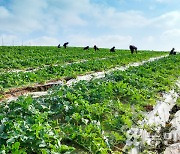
left=57, top=44, right=61, bottom=48
left=94, top=45, right=99, bottom=51
left=83, top=46, right=89, bottom=50
left=129, top=45, right=137, bottom=54
left=63, top=42, right=69, bottom=49
left=169, top=48, right=176, bottom=55
left=110, top=46, right=115, bottom=52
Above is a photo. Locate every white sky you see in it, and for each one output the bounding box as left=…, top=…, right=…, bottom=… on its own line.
left=0, top=0, right=180, bottom=51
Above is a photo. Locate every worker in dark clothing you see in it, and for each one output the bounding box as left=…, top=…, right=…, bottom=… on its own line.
left=83, top=46, right=89, bottom=50
left=169, top=48, right=176, bottom=55
left=129, top=45, right=137, bottom=54
left=57, top=44, right=61, bottom=48
left=63, top=42, right=69, bottom=48
left=94, top=45, right=99, bottom=51
left=110, top=46, right=115, bottom=52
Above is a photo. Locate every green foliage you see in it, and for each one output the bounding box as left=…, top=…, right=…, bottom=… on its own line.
left=0, top=46, right=167, bottom=91
left=0, top=49, right=179, bottom=153
left=0, top=46, right=130, bottom=70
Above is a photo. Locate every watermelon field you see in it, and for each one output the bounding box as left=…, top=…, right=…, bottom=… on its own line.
left=0, top=46, right=180, bottom=153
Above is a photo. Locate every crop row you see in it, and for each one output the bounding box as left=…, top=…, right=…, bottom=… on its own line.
left=0, top=46, right=134, bottom=70
left=0, top=51, right=167, bottom=92
left=0, top=55, right=179, bottom=153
